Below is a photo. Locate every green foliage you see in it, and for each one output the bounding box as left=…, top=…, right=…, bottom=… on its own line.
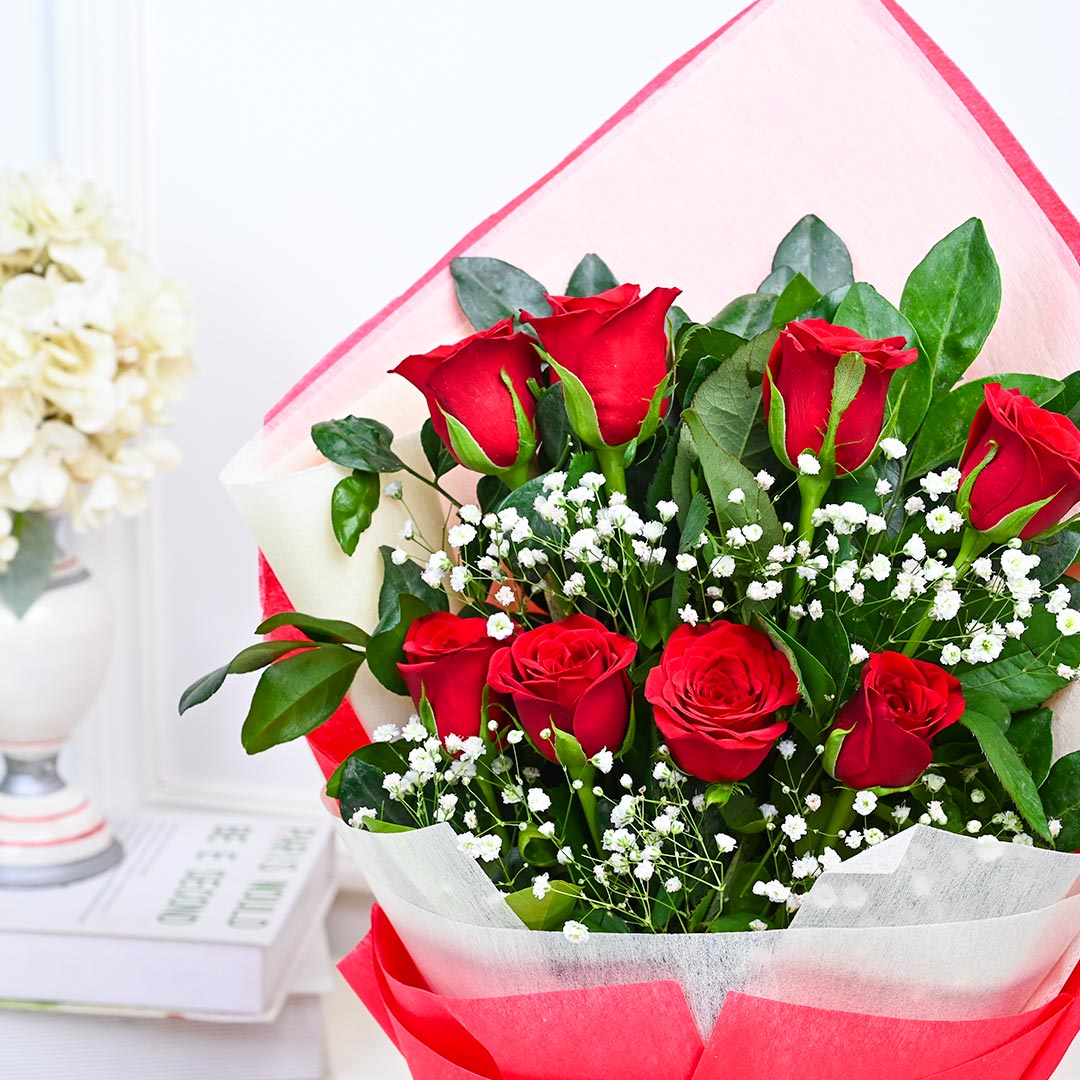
left=256, top=611, right=370, bottom=646
left=675, top=324, right=745, bottom=405
left=957, top=652, right=1067, bottom=713
left=1006, top=708, right=1054, bottom=788
left=900, top=219, right=1002, bottom=397
left=334, top=743, right=414, bottom=828
left=1042, top=750, right=1080, bottom=850
left=771, top=272, right=822, bottom=326
left=535, top=383, right=573, bottom=470
left=331, top=471, right=381, bottom=555
left=505, top=881, right=582, bottom=930
left=709, top=293, right=777, bottom=338
left=420, top=419, right=456, bottom=480
left=0, top=511, right=55, bottom=618
left=367, top=593, right=435, bottom=694
left=450, top=256, right=550, bottom=331
left=374, top=545, right=448, bottom=635
left=179, top=639, right=318, bottom=714
left=566, top=253, right=618, bottom=297
left=311, top=416, right=403, bottom=473
left=770, top=214, right=854, bottom=295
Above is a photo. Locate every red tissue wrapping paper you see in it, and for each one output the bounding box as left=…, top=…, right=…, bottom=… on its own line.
left=341, top=904, right=1080, bottom=1080
left=234, top=0, right=1080, bottom=1075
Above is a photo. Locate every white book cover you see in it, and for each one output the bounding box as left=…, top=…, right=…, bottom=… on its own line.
left=0, top=811, right=336, bottom=1015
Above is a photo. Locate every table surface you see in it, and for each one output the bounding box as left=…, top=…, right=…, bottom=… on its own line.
left=323, top=895, right=1080, bottom=1080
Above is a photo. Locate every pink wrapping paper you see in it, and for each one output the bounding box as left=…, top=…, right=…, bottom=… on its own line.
left=340, top=905, right=1080, bottom=1080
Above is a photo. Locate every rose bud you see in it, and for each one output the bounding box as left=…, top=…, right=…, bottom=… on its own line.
left=644, top=622, right=799, bottom=783
left=486, top=614, right=636, bottom=761
left=391, top=319, right=542, bottom=487
left=829, top=652, right=965, bottom=791
left=397, top=612, right=512, bottom=742
left=763, top=319, right=917, bottom=475
left=958, top=383, right=1080, bottom=540
left=521, top=284, right=681, bottom=452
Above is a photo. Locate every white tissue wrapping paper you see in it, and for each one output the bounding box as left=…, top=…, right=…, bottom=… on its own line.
left=338, top=822, right=1080, bottom=1038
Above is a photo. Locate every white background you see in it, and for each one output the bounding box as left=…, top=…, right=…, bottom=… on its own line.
left=3, top=0, right=1080, bottom=815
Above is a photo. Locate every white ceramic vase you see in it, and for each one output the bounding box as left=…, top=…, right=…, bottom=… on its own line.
left=0, top=541, right=123, bottom=886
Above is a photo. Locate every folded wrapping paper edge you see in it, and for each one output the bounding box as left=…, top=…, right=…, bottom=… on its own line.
left=343, top=903, right=1080, bottom=1080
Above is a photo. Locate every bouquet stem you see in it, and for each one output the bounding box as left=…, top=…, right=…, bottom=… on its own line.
left=595, top=446, right=627, bottom=495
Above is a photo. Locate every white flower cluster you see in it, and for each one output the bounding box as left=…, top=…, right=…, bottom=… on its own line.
left=0, top=167, right=194, bottom=566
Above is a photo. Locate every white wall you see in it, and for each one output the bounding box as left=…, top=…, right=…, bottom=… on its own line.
left=3, top=0, right=1080, bottom=817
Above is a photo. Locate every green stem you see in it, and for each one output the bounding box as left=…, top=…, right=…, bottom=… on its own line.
left=574, top=764, right=603, bottom=852
left=400, top=463, right=463, bottom=507
left=824, top=790, right=857, bottom=840
left=900, top=528, right=990, bottom=657
left=788, top=472, right=832, bottom=617
left=498, top=461, right=532, bottom=491
left=595, top=444, right=627, bottom=495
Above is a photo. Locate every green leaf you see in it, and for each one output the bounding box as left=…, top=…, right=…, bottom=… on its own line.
left=1048, top=370, right=1080, bottom=423
left=518, top=824, right=560, bottom=867
left=675, top=324, right=745, bottom=405
left=535, top=382, right=573, bottom=470
left=758, top=265, right=795, bottom=293
left=960, top=694, right=1050, bottom=840
left=834, top=282, right=914, bottom=343
left=0, top=512, right=55, bottom=618
left=1042, top=750, right=1080, bottom=850
left=705, top=782, right=735, bottom=809
left=566, top=253, right=618, bottom=297
left=374, top=545, right=448, bottom=635
left=335, top=742, right=413, bottom=828
left=1031, top=529, right=1080, bottom=586
left=899, top=219, right=1002, bottom=396
left=1006, top=707, right=1054, bottom=788
left=958, top=651, right=1066, bottom=712
left=505, top=881, right=582, bottom=930
left=331, top=471, right=381, bottom=556
left=255, top=612, right=370, bottom=646
left=367, top=593, right=433, bottom=695
left=708, top=911, right=764, bottom=933
left=551, top=726, right=589, bottom=778
left=669, top=492, right=710, bottom=622
left=420, top=419, right=456, bottom=480
left=241, top=645, right=364, bottom=754
left=450, top=256, right=550, bottom=331
left=709, top=293, right=777, bottom=338
left=311, top=416, right=403, bottom=473
left=906, top=374, right=1062, bottom=478
left=758, top=616, right=835, bottom=721
left=682, top=409, right=783, bottom=550
left=178, top=639, right=319, bottom=714
left=720, top=792, right=768, bottom=834
left=804, top=610, right=851, bottom=703
left=771, top=215, right=854, bottom=295
left=804, top=284, right=851, bottom=321
left=771, top=272, right=822, bottom=326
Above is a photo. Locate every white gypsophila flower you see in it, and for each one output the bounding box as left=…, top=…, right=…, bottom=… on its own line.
left=891, top=804, right=911, bottom=824
left=904, top=496, right=926, bottom=515
left=759, top=802, right=778, bottom=821
left=819, top=847, right=842, bottom=871
left=710, top=554, right=736, bottom=578
left=449, top=565, right=469, bottom=593
left=825, top=533, right=840, bottom=554
left=494, top=585, right=516, bottom=608
left=655, top=499, right=678, bottom=521
left=348, top=806, right=376, bottom=827
left=850, top=643, right=869, bottom=665
left=676, top=552, right=696, bottom=572
left=970, top=557, right=993, bottom=580
left=562, top=572, right=587, bottom=598
left=742, top=523, right=764, bottom=543
left=749, top=919, right=769, bottom=932
left=640, top=520, right=664, bottom=542
left=880, top=437, right=907, bottom=460
left=805, top=793, right=822, bottom=813
left=970, top=789, right=986, bottom=805
left=777, top=738, right=796, bottom=760
left=486, top=613, right=515, bottom=640
left=591, top=749, right=614, bottom=774
left=755, top=470, right=775, bottom=490
left=714, top=833, right=737, bottom=854
left=866, top=514, right=887, bottom=535
left=807, top=600, right=824, bottom=620
left=634, top=860, right=655, bottom=882
left=781, top=814, right=808, bottom=842
left=791, top=854, right=819, bottom=880
left=664, top=876, right=682, bottom=894
left=372, top=723, right=399, bottom=743
left=383, top=480, right=403, bottom=500
left=1047, top=584, right=1072, bottom=614
left=1050, top=818, right=1063, bottom=839
left=563, top=920, right=590, bottom=944
left=931, top=584, right=962, bottom=621
left=925, top=506, right=964, bottom=534
left=728, top=487, right=745, bottom=504
left=923, top=773, right=946, bottom=793
left=797, top=453, right=821, bottom=475
left=1057, top=609, right=1080, bottom=636
left=940, top=643, right=962, bottom=665
left=678, top=604, right=699, bottom=626
left=532, top=873, right=551, bottom=900
left=1000, top=549, right=1040, bottom=580
left=853, top=790, right=878, bottom=816
left=927, top=801, right=948, bottom=825
left=966, top=820, right=982, bottom=834
left=753, top=879, right=792, bottom=903
left=866, top=553, right=891, bottom=582
left=1005, top=620, right=1026, bottom=639
left=1057, top=664, right=1077, bottom=680
left=844, top=830, right=863, bottom=849
left=863, top=828, right=886, bottom=846
left=875, top=478, right=893, bottom=496
left=402, top=717, right=427, bottom=742
left=447, top=523, right=476, bottom=548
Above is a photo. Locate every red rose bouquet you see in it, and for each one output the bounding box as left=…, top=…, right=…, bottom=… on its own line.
left=185, top=216, right=1080, bottom=1078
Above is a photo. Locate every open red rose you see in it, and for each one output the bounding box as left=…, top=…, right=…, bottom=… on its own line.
left=391, top=319, right=542, bottom=474
left=959, top=383, right=1080, bottom=540
left=521, top=284, right=681, bottom=448
left=644, top=622, right=799, bottom=783
left=486, top=614, right=636, bottom=761
left=763, top=319, right=917, bottom=473
left=831, top=652, right=965, bottom=790
left=397, top=613, right=510, bottom=742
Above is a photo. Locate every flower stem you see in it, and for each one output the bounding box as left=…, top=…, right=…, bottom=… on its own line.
left=900, top=528, right=990, bottom=658
left=824, top=790, right=857, bottom=840
left=595, top=445, right=627, bottom=495
left=499, top=461, right=532, bottom=490
left=788, top=472, right=831, bottom=617
left=574, top=764, right=603, bottom=852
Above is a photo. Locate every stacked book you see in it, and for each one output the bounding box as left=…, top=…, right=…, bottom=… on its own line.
left=0, top=810, right=337, bottom=1079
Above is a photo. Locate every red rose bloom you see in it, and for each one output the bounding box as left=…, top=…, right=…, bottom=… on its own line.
left=831, top=652, right=965, bottom=790
left=521, top=284, right=681, bottom=447
left=397, top=613, right=510, bottom=742
left=959, top=383, right=1080, bottom=540
left=644, top=622, right=799, bottom=783
left=391, top=319, right=542, bottom=470
left=763, top=319, right=917, bottom=473
left=486, top=614, right=636, bottom=760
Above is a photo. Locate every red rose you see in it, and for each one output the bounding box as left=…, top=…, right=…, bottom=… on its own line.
left=644, top=622, right=799, bottom=783
left=521, top=284, right=681, bottom=448
left=397, top=613, right=510, bottom=742
left=391, top=319, right=542, bottom=474
left=486, top=614, right=636, bottom=760
left=831, top=652, right=965, bottom=790
left=959, top=383, right=1080, bottom=540
left=763, top=319, right=917, bottom=473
